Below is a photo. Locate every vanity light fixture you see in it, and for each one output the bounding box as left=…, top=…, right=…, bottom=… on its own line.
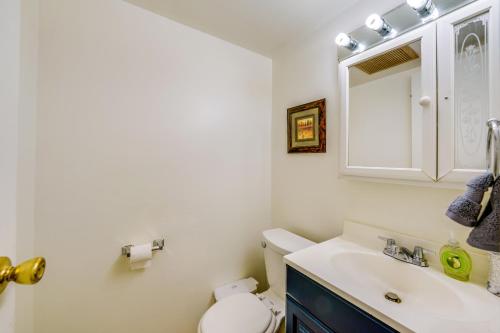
left=406, top=0, right=436, bottom=18
left=365, top=14, right=393, bottom=36
left=335, top=33, right=358, bottom=50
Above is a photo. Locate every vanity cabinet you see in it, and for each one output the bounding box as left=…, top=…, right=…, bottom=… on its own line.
left=286, top=266, right=398, bottom=333
left=339, top=0, right=499, bottom=185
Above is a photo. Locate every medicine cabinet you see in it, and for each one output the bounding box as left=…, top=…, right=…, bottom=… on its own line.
left=339, top=0, right=499, bottom=185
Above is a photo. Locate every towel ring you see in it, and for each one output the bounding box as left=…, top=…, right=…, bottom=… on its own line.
left=487, top=119, right=500, bottom=179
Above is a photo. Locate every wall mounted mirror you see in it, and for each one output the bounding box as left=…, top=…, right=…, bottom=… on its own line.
left=348, top=40, right=422, bottom=169
left=340, top=24, right=437, bottom=182
left=339, top=0, right=499, bottom=185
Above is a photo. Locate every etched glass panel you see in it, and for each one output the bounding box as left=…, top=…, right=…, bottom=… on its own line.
left=454, top=12, right=489, bottom=169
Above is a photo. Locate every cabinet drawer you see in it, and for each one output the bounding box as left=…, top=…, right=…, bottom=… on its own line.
left=286, top=266, right=399, bottom=333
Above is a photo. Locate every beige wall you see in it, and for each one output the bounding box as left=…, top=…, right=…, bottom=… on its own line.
left=35, top=1, right=271, bottom=332
left=271, top=0, right=489, bottom=269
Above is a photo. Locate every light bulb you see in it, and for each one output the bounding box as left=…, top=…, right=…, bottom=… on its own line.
left=365, top=14, right=384, bottom=31
left=335, top=33, right=350, bottom=47
left=407, top=0, right=436, bottom=17
left=365, top=14, right=392, bottom=36
left=406, top=0, right=428, bottom=10
left=335, top=33, right=358, bottom=50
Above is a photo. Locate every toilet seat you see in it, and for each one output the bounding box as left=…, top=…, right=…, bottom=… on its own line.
left=199, top=293, right=274, bottom=333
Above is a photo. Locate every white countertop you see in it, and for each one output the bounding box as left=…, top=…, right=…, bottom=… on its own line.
left=284, top=221, right=500, bottom=333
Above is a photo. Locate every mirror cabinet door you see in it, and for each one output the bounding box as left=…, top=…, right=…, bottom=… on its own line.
left=340, top=24, right=437, bottom=181
left=438, top=0, right=499, bottom=183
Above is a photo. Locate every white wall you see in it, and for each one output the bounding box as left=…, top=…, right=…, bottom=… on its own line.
left=35, top=1, right=272, bottom=332
left=0, top=1, right=20, bottom=332
left=271, top=0, right=489, bottom=274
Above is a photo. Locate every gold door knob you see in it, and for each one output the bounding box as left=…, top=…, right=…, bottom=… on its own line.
left=0, top=257, right=46, bottom=295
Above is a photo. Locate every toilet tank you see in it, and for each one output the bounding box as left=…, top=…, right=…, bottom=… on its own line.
left=262, top=229, right=315, bottom=298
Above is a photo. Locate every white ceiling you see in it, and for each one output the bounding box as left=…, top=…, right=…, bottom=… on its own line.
left=125, top=0, right=362, bottom=57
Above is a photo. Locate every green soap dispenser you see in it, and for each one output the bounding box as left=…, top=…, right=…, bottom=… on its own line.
left=440, top=232, right=472, bottom=282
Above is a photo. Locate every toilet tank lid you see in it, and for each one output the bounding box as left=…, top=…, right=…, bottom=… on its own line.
left=262, top=228, right=315, bottom=255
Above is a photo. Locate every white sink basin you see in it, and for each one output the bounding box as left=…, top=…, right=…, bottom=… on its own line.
left=330, top=251, right=464, bottom=318
left=285, top=234, right=500, bottom=333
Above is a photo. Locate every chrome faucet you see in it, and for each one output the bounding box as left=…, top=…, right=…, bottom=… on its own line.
left=379, top=237, right=430, bottom=267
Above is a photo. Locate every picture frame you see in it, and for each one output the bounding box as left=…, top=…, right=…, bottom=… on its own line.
left=287, top=98, right=326, bottom=153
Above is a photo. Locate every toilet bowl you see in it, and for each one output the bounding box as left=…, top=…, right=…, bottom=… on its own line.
left=198, top=228, right=315, bottom=333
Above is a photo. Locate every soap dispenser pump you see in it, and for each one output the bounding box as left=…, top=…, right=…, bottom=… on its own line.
left=440, top=232, right=472, bottom=282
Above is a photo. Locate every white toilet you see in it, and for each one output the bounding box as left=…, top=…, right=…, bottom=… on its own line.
left=198, top=228, right=315, bottom=333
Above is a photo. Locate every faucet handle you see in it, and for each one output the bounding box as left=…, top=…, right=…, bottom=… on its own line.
left=412, top=246, right=435, bottom=267
left=413, top=246, right=435, bottom=258
left=413, top=246, right=425, bottom=261
left=378, top=236, right=396, bottom=252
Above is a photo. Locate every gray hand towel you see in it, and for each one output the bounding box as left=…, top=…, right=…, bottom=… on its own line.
left=467, top=177, right=500, bottom=252
left=446, top=173, right=494, bottom=227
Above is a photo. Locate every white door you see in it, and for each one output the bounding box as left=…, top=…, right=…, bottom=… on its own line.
left=437, top=0, right=500, bottom=183
left=0, top=0, right=21, bottom=332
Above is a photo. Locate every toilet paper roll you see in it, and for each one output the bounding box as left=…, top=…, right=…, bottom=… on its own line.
left=129, top=243, right=152, bottom=270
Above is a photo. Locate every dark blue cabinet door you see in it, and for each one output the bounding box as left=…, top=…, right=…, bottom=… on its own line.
left=286, top=296, right=334, bottom=333
left=286, top=266, right=399, bottom=333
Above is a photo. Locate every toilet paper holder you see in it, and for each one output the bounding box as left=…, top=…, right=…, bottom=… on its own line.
left=121, top=239, right=165, bottom=258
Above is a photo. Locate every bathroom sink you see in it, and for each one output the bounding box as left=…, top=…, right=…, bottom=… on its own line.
left=330, top=252, right=464, bottom=319
left=284, top=222, right=500, bottom=333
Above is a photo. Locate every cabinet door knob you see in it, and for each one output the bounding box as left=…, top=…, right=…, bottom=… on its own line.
left=419, top=96, right=431, bottom=107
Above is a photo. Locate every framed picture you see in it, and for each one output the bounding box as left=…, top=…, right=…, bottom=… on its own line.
left=287, top=98, right=326, bottom=153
